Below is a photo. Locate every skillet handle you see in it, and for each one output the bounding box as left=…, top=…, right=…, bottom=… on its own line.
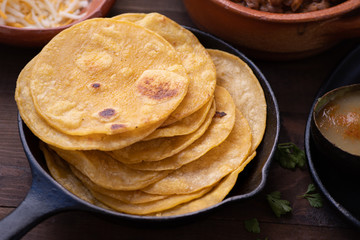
left=0, top=172, right=80, bottom=240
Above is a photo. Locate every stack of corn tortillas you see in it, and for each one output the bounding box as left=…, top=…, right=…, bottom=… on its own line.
left=15, top=13, right=267, bottom=216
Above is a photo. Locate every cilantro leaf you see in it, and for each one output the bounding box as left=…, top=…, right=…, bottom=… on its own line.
left=299, top=184, right=323, bottom=208
left=305, top=183, right=316, bottom=193
left=274, top=142, right=306, bottom=170
left=266, top=191, right=292, bottom=217
left=244, top=218, right=260, bottom=233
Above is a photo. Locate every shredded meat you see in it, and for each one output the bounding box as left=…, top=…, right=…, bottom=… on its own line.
left=232, top=0, right=344, bottom=13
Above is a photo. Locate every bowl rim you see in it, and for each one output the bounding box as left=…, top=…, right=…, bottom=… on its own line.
left=312, top=83, right=360, bottom=157
left=211, top=0, right=360, bottom=23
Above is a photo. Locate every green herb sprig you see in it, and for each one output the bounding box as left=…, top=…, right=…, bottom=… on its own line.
left=298, top=184, right=323, bottom=208
left=244, top=218, right=260, bottom=233
left=266, top=191, right=292, bottom=218
left=274, top=142, right=306, bottom=170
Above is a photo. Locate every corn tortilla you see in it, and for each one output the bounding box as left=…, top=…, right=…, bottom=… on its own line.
left=71, top=166, right=167, bottom=204
left=109, top=99, right=216, bottom=164
left=113, top=13, right=216, bottom=125
left=208, top=49, right=267, bottom=152
left=40, top=143, right=110, bottom=209
left=142, top=108, right=252, bottom=195
left=143, top=96, right=214, bottom=141
left=127, top=86, right=236, bottom=171
left=30, top=18, right=189, bottom=136
left=51, top=146, right=170, bottom=191
left=152, top=152, right=256, bottom=216
left=91, top=186, right=212, bottom=215
left=15, top=57, right=167, bottom=151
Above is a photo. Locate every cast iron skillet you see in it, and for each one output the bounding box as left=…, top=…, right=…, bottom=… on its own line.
left=0, top=27, right=280, bottom=240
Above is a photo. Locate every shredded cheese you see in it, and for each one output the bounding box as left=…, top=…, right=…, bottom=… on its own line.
left=0, top=0, right=90, bottom=28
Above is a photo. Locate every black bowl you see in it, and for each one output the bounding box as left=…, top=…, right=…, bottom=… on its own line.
left=305, top=44, right=360, bottom=228
left=310, top=84, right=360, bottom=176
left=0, top=27, right=280, bottom=239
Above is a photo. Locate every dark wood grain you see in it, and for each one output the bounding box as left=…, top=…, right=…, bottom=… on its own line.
left=0, top=0, right=359, bottom=239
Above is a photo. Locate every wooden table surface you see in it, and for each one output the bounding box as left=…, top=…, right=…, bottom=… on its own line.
left=1, top=0, right=360, bottom=239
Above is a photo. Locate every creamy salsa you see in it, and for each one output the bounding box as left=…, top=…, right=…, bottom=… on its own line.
left=316, top=89, right=360, bottom=156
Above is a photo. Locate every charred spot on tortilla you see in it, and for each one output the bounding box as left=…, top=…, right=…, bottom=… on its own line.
left=91, top=83, right=101, bottom=88
left=111, top=124, right=126, bottom=130
left=137, top=77, right=178, bottom=100
left=99, top=108, right=116, bottom=118
left=214, top=111, right=227, bottom=118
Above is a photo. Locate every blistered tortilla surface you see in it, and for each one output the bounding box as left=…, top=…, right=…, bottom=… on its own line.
left=30, top=18, right=189, bottom=136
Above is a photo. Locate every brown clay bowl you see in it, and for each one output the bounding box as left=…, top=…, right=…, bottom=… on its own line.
left=0, top=0, right=115, bottom=47
left=182, top=0, right=360, bottom=60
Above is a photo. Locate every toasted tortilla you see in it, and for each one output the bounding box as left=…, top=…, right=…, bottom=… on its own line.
left=109, top=99, right=216, bottom=164
left=15, top=57, right=169, bottom=151
left=109, top=85, right=234, bottom=164
left=126, top=86, right=236, bottom=171
left=40, top=143, right=110, bottom=209
left=70, top=166, right=167, bottom=204
left=143, top=95, right=214, bottom=141
left=50, top=146, right=170, bottom=191
left=91, top=185, right=211, bottom=215
left=142, top=108, right=252, bottom=195
left=152, top=152, right=256, bottom=216
left=30, top=18, right=189, bottom=136
left=113, top=13, right=216, bottom=125
left=208, top=49, right=267, bottom=152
